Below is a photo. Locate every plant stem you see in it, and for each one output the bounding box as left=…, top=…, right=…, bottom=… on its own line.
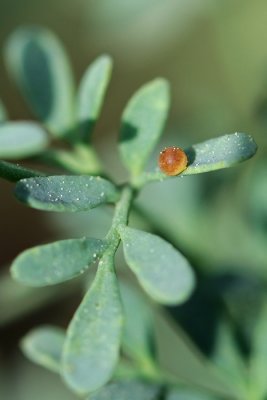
left=106, top=185, right=133, bottom=249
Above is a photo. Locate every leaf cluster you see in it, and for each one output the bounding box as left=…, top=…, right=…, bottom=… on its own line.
left=0, top=26, right=257, bottom=398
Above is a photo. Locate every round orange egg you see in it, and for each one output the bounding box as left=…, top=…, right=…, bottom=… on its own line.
left=158, top=147, right=188, bottom=176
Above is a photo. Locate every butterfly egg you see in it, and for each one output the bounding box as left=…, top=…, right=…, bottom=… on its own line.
left=158, top=147, right=188, bottom=176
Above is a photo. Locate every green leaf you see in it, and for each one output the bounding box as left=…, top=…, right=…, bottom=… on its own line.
left=21, top=325, right=65, bottom=373
left=0, top=160, right=43, bottom=182
left=183, top=132, right=257, bottom=176
left=119, top=226, right=195, bottom=305
left=0, top=122, right=49, bottom=159
left=4, top=27, right=75, bottom=137
left=249, top=303, right=267, bottom=399
left=0, top=99, right=7, bottom=122
left=62, top=253, right=123, bottom=394
left=119, top=281, right=155, bottom=364
left=11, top=237, right=106, bottom=286
left=88, top=380, right=161, bottom=400
left=14, top=175, right=119, bottom=212
left=133, top=133, right=257, bottom=187
left=167, top=388, right=216, bottom=400
left=119, top=79, right=170, bottom=176
left=77, top=55, right=113, bottom=141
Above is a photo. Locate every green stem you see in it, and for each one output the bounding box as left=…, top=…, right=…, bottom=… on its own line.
left=106, top=185, right=134, bottom=250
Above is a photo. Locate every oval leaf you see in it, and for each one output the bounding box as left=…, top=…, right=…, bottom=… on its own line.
left=133, top=133, right=257, bottom=187
left=119, top=79, right=170, bottom=176
left=89, top=380, right=161, bottom=400
left=62, top=254, right=123, bottom=394
left=119, top=281, right=155, bottom=364
left=119, top=226, right=195, bottom=305
left=0, top=121, right=49, bottom=159
left=14, top=175, right=119, bottom=212
left=77, top=55, right=113, bottom=141
left=0, top=160, right=43, bottom=182
left=11, top=237, right=107, bottom=286
left=21, top=325, right=65, bottom=373
left=4, top=27, right=75, bottom=137
left=183, top=132, right=257, bottom=176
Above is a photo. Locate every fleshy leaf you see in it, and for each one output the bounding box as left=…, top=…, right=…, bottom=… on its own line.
left=11, top=237, right=107, bottom=286
left=119, top=281, right=155, bottom=364
left=77, top=55, right=113, bottom=141
left=183, top=132, right=257, bottom=175
left=4, top=27, right=75, bottom=137
left=21, top=325, right=65, bottom=373
left=119, top=226, right=195, bottom=305
left=0, top=160, right=43, bottom=182
left=0, top=121, right=49, bottom=159
left=62, top=253, right=123, bottom=394
left=0, top=99, right=7, bottom=122
left=88, top=380, right=161, bottom=400
left=119, top=79, right=170, bottom=176
left=133, top=133, right=257, bottom=187
left=14, top=175, right=119, bottom=212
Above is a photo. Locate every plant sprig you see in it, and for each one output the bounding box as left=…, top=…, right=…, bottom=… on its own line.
left=0, top=26, right=257, bottom=397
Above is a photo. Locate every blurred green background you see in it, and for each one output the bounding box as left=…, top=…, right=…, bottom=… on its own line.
left=1, top=1, right=267, bottom=399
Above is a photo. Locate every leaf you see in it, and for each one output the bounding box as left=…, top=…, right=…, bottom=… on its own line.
left=119, top=281, right=155, bottom=364
left=133, top=133, right=257, bottom=187
left=11, top=237, right=107, bottom=286
left=77, top=55, right=113, bottom=141
left=167, top=388, right=216, bottom=400
left=248, top=303, right=267, bottom=399
left=119, top=79, right=170, bottom=176
left=4, top=27, right=75, bottom=137
left=0, top=121, right=49, bottom=159
left=21, top=325, right=65, bottom=373
left=14, top=175, right=119, bottom=212
left=88, top=380, right=161, bottom=400
left=0, top=99, right=7, bottom=122
left=119, top=226, right=195, bottom=305
left=0, top=160, right=43, bottom=182
left=62, top=253, right=123, bottom=394
left=183, top=132, right=257, bottom=175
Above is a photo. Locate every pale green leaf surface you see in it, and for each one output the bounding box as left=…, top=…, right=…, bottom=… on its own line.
left=0, top=122, right=49, bottom=159
left=77, top=55, right=113, bottom=141
left=0, top=160, right=43, bottom=182
left=134, top=133, right=257, bottom=187
left=21, top=326, right=65, bottom=373
left=62, top=254, right=123, bottom=394
left=119, top=79, right=170, bottom=176
left=119, top=282, right=155, bottom=363
left=119, top=226, right=195, bottom=305
left=88, top=380, right=161, bottom=400
left=11, top=238, right=107, bottom=286
left=5, top=27, right=75, bottom=137
left=15, top=175, right=119, bottom=212
left=183, top=132, right=257, bottom=175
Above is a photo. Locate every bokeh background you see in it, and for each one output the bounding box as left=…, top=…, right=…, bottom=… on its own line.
left=1, top=1, right=267, bottom=399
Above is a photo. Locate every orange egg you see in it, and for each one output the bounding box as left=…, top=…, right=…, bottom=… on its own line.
left=158, top=147, right=188, bottom=176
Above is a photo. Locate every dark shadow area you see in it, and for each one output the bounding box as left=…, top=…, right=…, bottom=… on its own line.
left=184, top=146, right=196, bottom=166
left=119, top=121, right=138, bottom=143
